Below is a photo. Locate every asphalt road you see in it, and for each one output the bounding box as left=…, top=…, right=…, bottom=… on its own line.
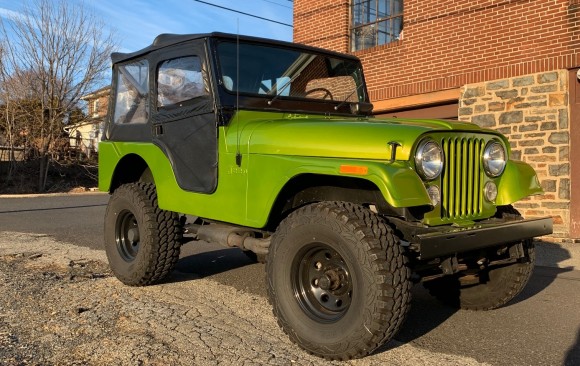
left=0, top=193, right=579, bottom=365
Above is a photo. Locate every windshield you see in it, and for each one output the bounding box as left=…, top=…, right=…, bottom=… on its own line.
left=216, top=41, right=367, bottom=105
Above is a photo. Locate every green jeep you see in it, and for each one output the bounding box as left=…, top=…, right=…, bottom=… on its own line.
left=100, top=33, right=553, bottom=360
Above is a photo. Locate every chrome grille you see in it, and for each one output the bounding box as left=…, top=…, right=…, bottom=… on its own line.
left=441, top=137, right=485, bottom=219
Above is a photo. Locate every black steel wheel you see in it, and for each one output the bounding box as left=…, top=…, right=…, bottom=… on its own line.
left=115, top=210, right=140, bottom=262
left=292, top=244, right=352, bottom=322
left=104, top=182, right=181, bottom=286
left=266, top=201, right=411, bottom=360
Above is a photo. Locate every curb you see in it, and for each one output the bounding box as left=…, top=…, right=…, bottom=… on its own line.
left=0, top=190, right=107, bottom=198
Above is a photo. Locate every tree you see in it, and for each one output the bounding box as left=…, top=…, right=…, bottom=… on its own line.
left=0, top=0, right=117, bottom=190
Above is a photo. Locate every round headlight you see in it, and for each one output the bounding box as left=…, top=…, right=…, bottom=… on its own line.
left=415, top=140, right=443, bottom=180
left=427, top=185, right=441, bottom=206
left=484, top=181, right=498, bottom=202
left=483, top=141, right=506, bottom=177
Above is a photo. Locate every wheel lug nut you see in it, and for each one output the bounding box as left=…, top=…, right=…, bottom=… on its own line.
left=318, top=275, right=331, bottom=290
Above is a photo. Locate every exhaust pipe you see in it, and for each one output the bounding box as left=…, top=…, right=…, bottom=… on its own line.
left=188, top=223, right=270, bottom=255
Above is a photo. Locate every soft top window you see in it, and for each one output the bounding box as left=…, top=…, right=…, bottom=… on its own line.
left=113, top=59, right=149, bottom=124
left=157, top=56, right=208, bottom=108
left=216, top=41, right=366, bottom=104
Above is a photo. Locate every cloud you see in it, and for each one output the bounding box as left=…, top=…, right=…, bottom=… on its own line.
left=0, top=7, right=24, bottom=22
left=1, top=0, right=293, bottom=53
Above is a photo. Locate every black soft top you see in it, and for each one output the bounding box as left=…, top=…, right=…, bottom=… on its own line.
left=111, top=32, right=361, bottom=64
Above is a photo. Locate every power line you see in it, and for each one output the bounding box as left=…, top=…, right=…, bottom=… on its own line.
left=192, top=0, right=293, bottom=28
left=260, top=0, right=292, bottom=9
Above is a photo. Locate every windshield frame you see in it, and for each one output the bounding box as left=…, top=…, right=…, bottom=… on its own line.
left=210, top=37, right=371, bottom=117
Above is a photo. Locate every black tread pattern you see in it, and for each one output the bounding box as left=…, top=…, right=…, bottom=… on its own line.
left=425, top=243, right=535, bottom=311
left=266, top=201, right=412, bottom=360
left=425, top=205, right=535, bottom=310
left=105, top=182, right=181, bottom=286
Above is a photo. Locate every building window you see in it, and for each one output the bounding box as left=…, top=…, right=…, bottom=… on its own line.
left=92, top=100, right=99, bottom=117
left=351, top=0, right=403, bottom=51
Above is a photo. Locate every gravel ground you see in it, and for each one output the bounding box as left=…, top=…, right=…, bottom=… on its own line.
left=0, top=232, right=489, bottom=366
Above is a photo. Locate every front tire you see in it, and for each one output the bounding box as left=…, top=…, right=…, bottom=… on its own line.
left=104, top=182, right=181, bottom=286
left=424, top=205, right=535, bottom=310
left=266, top=202, right=411, bottom=360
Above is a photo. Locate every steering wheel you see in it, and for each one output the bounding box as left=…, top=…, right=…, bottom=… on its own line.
left=304, top=87, right=334, bottom=100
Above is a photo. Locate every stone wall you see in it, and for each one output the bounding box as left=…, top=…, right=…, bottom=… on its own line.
left=458, top=70, right=570, bottom=238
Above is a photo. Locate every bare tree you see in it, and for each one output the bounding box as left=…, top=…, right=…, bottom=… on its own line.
left=0, top=59, right=24, bottom=178
left=0, top=0, right=117, bottom=190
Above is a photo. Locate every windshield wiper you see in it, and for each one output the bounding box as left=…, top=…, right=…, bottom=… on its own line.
left=334, top=82, right=365, bottom=111
left=267, top=73, right=301, bottom=106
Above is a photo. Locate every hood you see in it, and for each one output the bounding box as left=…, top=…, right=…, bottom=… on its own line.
left=246, top=116, right=488, bottom=161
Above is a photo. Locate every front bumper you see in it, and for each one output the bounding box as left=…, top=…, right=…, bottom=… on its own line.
left=416, top=217, right=553, bottom=260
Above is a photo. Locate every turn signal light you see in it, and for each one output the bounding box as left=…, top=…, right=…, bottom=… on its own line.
left=339, top=165, right=369, bottom=175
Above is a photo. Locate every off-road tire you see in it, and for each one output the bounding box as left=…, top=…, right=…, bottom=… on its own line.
left=424, top=205, right=535, bottom=310
left=104, top=182, right=181, bottom=286
left=266, top=201, right=411, bottom=360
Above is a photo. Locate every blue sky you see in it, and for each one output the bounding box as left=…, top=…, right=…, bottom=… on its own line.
left=0, top=0, right=294, bottom=53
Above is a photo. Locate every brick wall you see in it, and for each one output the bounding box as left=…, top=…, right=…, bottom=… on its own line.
left=87, top=94, right=109, bottom=118
left=84, top=88, right=111, bottom=119
left=459, top=70, right=570, bottom=237
left=294, top=1, right=579, bottom=239
left=294, top=0, right=349, bottom=53
left=294, top=0, right=580, bottom=104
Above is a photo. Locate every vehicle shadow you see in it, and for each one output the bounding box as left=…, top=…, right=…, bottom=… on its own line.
left=174, top=247, right=254, bottom=278
left=507, top=239, right=574, bottom=306
left=164, top=244, right=267, bottom=296
left=375, top=239, right=574, bottom=354
left=565, top=327, right=580, bottom=366
left=163, top=237, right=574, bottom=355
left=386, top=284, right=457, bottom=345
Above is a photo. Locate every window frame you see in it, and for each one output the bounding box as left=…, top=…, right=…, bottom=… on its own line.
left=351, top=0, right=404, bottom=52
left=215, top=40, right=368, bottom=104
left=92, top=99, right=99, bottom=117
left=112, top=58, right=149, bottom=125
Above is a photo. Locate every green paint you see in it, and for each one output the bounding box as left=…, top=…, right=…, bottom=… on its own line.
left=99, top=111, right=543, bottom=229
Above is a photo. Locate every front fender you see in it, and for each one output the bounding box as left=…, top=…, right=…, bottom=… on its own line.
left=364, top=161, right=431, bottom=207
left=247, top=155, right=431, bottom=225
left=496, top=160, right=543, bottom=205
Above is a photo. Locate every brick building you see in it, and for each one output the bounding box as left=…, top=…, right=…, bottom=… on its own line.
left=293, top=0, right=580, bottom=240
left=83, top=86, right=111, bottom=120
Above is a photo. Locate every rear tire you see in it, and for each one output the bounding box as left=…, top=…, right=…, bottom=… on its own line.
left=266, top=202, right=411, bottom=360
left=424, top=205, right=535, bottom=310
left=104, top=182, right=181, bottom=286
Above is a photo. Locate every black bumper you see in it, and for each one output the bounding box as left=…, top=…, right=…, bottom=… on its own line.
left=416, top=217, right=553, bottom=260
